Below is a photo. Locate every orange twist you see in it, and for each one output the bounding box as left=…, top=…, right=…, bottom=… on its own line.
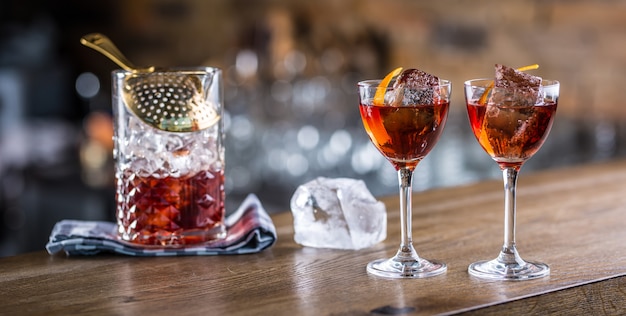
left=374, top=67, right=403, bottom=106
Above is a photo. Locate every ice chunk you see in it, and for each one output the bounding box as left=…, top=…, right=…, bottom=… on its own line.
left=490, top=64, right=542, bottom=106
left=290, top=177, right=386, bottom=250
left=391, top=68, right=439, bottom=106
left=482, top=65, right=545, bottom=156
left=121, top=115, right=220, bottom=178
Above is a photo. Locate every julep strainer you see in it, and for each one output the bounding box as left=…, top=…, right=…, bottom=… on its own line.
left=81, top=33, right=220, bottom=132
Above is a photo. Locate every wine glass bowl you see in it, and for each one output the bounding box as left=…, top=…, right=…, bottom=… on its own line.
left=464, top=78, right=559, bottom=280
left=358, top=78, right=450, bottom=279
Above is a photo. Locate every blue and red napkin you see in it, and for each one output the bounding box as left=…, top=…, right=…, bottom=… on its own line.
left=46, top=194, right=277, bottom=256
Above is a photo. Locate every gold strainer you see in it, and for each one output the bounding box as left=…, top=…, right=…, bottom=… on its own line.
left=81, top=33, right=220, bottom=132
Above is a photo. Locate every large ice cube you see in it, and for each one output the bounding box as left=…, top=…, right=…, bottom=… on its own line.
left=290, top=177, right=386, bottom=250
left=391, top=68, right=439, bottom=106
left=489, top=64, right=542, bottom=107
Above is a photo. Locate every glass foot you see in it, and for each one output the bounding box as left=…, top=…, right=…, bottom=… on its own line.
left=367, top=257, right=447, bottom=279
left=468, top=259, right=549, bottom=281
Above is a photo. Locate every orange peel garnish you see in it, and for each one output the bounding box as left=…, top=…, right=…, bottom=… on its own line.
left=477, top=64, right=539, bottom=105
left=516, top=64, right=540, bottom=72
left=374, top=67, right=403, bottom=106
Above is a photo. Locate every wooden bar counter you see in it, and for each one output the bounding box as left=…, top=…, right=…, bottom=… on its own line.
left=1, top=160, right=626, bottom=315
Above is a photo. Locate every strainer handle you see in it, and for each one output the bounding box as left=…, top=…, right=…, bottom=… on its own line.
left=80, top=33, right=154, bottom=73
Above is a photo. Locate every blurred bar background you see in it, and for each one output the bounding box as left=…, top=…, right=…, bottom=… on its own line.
left=1, top=0, right=625, bottom=256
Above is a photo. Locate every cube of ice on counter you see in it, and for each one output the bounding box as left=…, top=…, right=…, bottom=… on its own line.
left=290, top=177, right=386, bottom=250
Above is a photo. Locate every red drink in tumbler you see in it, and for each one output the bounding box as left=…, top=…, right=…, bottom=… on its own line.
left=116, top=169, right=225, bottom=246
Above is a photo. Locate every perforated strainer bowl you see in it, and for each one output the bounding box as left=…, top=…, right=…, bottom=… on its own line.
left=116, top=68, right=221, bottom=133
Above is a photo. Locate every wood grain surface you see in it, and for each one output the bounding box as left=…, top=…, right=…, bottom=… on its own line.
left=1, top=160, right=626, bottom=315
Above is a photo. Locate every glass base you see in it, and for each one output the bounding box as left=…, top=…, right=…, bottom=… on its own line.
left=118, top=223, right=227, bottom=248
left=367, top=257, right=447, bottom=279
left=468, top=258, right=549, bottom=281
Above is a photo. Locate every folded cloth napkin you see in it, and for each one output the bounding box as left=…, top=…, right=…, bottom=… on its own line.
left=46, top=194, right=277, bottom=256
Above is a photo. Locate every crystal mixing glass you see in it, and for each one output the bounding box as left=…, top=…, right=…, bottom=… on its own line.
left=113, top=67, right=226, bottom=246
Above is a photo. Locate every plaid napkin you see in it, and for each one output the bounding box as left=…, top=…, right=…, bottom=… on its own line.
left=46, top=194, right=277, bottom=256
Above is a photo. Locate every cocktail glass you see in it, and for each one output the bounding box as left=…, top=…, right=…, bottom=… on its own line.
left=464, top=78, right=559, bottom=280
left=112, top=67, right=226, bottom=247
left=358, top=78, right=450, bottom=278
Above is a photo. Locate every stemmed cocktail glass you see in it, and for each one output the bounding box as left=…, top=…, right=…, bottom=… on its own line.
left=358, top=75, right=450, bottom=279
left=464, top=77, right=559, bottom=280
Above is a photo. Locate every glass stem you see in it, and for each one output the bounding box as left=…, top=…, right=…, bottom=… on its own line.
left=397, top=167, right=417, bottom=258
left=499, top=166, right=524, bottom=265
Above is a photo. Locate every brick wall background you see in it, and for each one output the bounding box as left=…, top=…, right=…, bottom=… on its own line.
left=51, top=0, right=626, bottom=206
left=104, top=0, right=626, bottom=120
